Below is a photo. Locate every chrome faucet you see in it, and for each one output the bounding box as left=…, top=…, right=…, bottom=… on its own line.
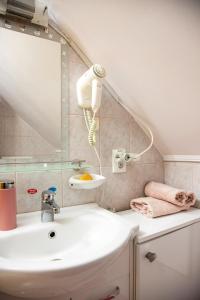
left=41, top=189, right=60, bottom=222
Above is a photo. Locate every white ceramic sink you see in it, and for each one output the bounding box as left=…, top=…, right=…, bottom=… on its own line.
left=0, top=203, right=137, bottom=298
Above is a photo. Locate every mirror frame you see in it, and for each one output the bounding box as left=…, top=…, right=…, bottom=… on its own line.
left=0, top=15, right=68, bottom=165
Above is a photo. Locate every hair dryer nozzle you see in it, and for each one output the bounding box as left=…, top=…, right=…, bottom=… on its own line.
left=93, top=64, right=106, bottom=78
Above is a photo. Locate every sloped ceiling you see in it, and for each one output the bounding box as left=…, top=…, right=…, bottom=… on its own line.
left=48, top=0, right=200, bottom=155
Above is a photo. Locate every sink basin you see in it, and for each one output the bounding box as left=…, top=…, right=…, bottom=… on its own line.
left=0, top=203, right=137, bottom=298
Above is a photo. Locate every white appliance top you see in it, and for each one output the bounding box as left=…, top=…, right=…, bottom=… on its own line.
left=118, top=208, right=200, bottom=243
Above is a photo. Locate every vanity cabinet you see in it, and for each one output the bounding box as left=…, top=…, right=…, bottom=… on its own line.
left=135, top=223, right=200, bottom=300
left=190, top=221, right=200, bottom=297
left=69, top=242, right=131, bottom=300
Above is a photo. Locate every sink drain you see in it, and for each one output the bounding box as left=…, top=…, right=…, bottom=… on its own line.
left=48, top=230, right=56, bottom=239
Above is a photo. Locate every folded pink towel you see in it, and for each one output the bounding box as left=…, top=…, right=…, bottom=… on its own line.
left=130, top=197, right=188, bottom=218
left=145, top=181, right=189, bottom=207
left=186, top=192, right=196, bottom=206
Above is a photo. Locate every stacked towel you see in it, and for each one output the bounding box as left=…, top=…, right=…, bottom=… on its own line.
left=186, top=192, right=196, bottom=206
left=130, top=181, right=196, bottom=218
left=144, top=181, right=196, bottom=207
left=130, top=197, right=187, bottom=218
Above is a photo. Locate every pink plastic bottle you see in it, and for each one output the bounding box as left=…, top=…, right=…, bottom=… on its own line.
left=0, top=188, right=16, bottom=231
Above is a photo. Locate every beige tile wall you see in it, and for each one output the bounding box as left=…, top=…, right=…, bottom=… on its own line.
left=1, top=46, right=164, bottom=214
left=67, top=46, right=164, bottom=211
left=0, top=99, right=56, bottom=158
left=164, top=162, right=200, bottom=198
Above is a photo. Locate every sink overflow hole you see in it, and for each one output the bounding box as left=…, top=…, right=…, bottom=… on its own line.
left=48, top=231, right=56, bottom=239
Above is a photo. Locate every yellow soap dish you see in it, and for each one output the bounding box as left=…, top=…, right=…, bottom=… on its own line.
left=79, top=173, right=93, bottom=181
left=69, top=174, right=106, bottom=190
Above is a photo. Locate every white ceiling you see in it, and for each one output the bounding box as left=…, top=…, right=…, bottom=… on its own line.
left=48, top=0, right=200, bottom=155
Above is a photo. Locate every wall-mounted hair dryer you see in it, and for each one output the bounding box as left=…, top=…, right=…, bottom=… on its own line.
left=77, top=64, right=106, bottom=113
left=76, top=64, right=106, bottom=175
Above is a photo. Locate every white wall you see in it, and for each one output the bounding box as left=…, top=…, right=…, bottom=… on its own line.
left=48, top=0, right=200, bottom=155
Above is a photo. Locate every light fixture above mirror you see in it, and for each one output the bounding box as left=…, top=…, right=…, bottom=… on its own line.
left=0, top=0, right=48, bottom=29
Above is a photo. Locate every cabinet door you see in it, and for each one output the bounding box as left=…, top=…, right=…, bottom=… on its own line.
left=70, top=275, right=129, bottom=300
left=191, top=221, right=200, bottom=298
left=70, top=243, right=130, bottom=300
left=136, top=226, right=195, bottom=300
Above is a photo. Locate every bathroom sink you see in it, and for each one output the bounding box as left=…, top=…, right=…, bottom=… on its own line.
left=0, top=203, right=137, bottom=298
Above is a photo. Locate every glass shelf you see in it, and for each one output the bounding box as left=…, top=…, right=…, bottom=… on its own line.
left=0, top=161, right=91, bottom=173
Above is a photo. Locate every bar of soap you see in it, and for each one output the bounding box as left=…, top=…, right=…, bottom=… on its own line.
left=79, top=173, right=93, bottom=181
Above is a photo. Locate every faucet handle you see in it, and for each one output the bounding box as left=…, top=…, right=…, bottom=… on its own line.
left=41, top=190, right=55, bottom=202
left=48, top=186, right=57, bottom=193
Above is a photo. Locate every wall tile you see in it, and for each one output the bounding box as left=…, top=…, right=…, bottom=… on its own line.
left=142, top=162, right=164, bottom=186
left=16, top=171, right=62, bottom=213
left=130, top=117, right=162, bottom=164
left=124, top=162, right=164, bottom=201
left=100, top=87, right=130, bottom=119
left=69, top=115, right=100, bottom=166
left=164, top=161, right=200, bottom=200
left=69, top=60, right=87, bottom=116
left=5, top=116, right=31, bottom=137
left=0, top=106, right=58, bottom=157
left=164, top=162, right=193, bottom=191
left=192, top=164, right=200, bottom=198
left=1, top=136, right=50, bottom=157
left=100, top=117, right=130, bottom=167
left=0, top=137, right=32, bottom=156
left=130, top=117, right=148, bottom=153
left=0, top=98, right=15, bottom=117
left=0, top=116, right=5, bottom=136
left=30, top=135, right=56, bottom=156
left=99, top=163, right=163, bottom=212
left=99, top=167, right=134, bottom=211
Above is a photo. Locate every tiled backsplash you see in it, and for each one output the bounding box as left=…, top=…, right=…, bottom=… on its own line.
left=1, top=45, right=164, bottom=213
left=165, top=162, right=200, bottom=198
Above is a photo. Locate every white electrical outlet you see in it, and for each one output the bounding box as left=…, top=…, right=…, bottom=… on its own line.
left=112, top=149, right=126, bottom=173
left=124, top=152, right=141, bottom=162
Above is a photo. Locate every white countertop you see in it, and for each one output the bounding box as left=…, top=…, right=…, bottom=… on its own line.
left=118, top=208, right=200, bottom=243
left=10, top=203, right=200, bottom=245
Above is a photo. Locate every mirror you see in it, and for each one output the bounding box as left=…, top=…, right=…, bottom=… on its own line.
left=0, top=21, right=68, bottom=163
